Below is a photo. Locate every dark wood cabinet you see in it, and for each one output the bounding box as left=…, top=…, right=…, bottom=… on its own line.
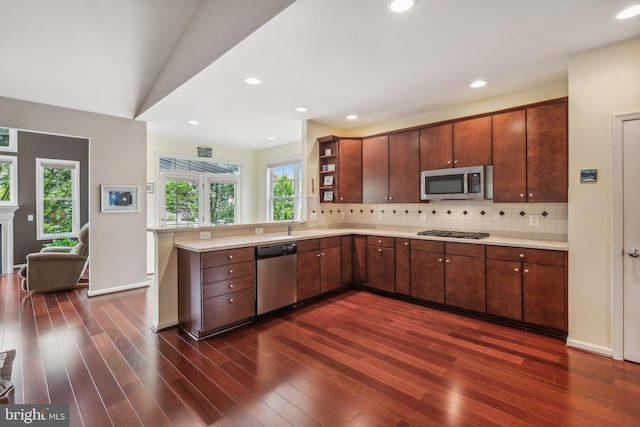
left=388, top=130, right=420, bottom=203
left=395, top=238, right=411, bottom=295
left=366, top=236, right=395, bottom=292
left=318, top=136, right=362, bottom=203
left=296, top=237, right=342, bottom=301
left=492, top=109, right=527, bottom=203
left=452, top=116, right=492, bottom=168
left=527, top=101, right=568, bottom=203
left=341, top=236, right=353, bottom=284
left=410, top=240, right=445, bottom=303
left=444, top=243, right=486, bottom=312
left=352, top=236, right=367, bottom=284
left=420, top=124, right=452, bottom=170
left=362, top=135, right=389, bottom=203
left=486, top=245, right=567, bottom=331
left=178, top=246, right=255, bottom=339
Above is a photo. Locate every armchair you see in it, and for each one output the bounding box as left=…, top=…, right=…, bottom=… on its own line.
left=19, top=223, right=89, bottom=292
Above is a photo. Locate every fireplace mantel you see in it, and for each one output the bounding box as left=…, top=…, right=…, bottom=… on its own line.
left=0, top=206, right=18, bottom=274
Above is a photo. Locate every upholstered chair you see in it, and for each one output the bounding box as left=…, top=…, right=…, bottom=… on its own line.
left=18, top=223, right=89, bottom=292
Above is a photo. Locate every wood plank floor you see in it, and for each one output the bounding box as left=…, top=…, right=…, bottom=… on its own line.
left=2, top=272, right=640, bottom=426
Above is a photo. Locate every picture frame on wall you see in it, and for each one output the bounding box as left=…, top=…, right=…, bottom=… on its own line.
left=323, top=175, right=334, bottom=187
left=101, top=185, right=139, bottom=213
left=0, top=127, right=18, bottom=152
left=323, top=191, right=334, bottom=202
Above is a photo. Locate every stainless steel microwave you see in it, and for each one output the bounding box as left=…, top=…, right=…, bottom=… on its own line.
left=420, top=165, right=493, bottom=200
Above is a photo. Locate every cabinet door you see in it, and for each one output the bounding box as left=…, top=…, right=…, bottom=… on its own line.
left=388, top=130, right=420, bottom=203
left=492, top=110, right=527, bottom=203
left=523, top=263, right=566, bottom=330
left=420, top=124, right=453, bottom=170
left=341, top=236, right=353, bottom=284
left=362, top=135, right=389, bottom=203
left=453, top=116, right=492, bottom=167
left=296, top=250, right=320, bottom=301
left=395, top=238, right=411, bottom=295
left=486, top=259, right=522, bottom=320
left=321, top=245, right=342, bottom=293
left=526, top=102, right=568, bottom=202
left=337, top=139, right=362, bottom=203
left=445, top=254, right=486, bottom=312
left=353, top=236, right=367, bottom=284
left=410, top=251, right=445, bottom=303
left=366, top=246, right=395, bottom=292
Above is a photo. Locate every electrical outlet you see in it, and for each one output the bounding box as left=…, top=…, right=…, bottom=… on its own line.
left=310, top=211, right=318, bottom=221
left=27, top=214, right=34, bottom=222
left=341, top=211, right=346, bottom=219
left=529, top=215, right=539, bottom=226
left=255, top=227, right=263, bottom=235
left=377, top=212, right=383, bottom=221
left=199, top=231, right=211, bottom=239
left=419, top=213, right=426, bottom=222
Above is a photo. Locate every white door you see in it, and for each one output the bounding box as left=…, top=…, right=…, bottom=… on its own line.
left=623, top=117, right=640, bottom=363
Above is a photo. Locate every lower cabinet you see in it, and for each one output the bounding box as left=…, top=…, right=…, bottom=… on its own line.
left=444, top=243, right=486, bottom=312
left=395, top=238, right=411, bottom=295
left=296, top=237, right=342, bottom=302
left=178, top=246, right=256, bottom=339
left=410, top=240, right=445, bottom=303
left=353, top=236, right=367, bottom=284
left=366, top=236, right=395, bottom=292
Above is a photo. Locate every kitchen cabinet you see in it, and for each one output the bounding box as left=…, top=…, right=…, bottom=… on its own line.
left=486, top=245, right=567, bottom=331
left=395, top=238, right=411, bottom=295
left=362, top=131, right=420, bottom=203
left=444, top=243, right=486, bottom=312
left=318, top=136, right=362, bottom=203
left=352, top=236, right=367, bottom=284
left=178, top=246, right=255, bottom=339
left=296, top=237, right=343, bottom=302
left=419, top=117, right=491, bottom=170
left=492, top=109, right=527, bottom=203
left=341, top=236, right=353, bottom=284
left=366, top=236, right=395, bottom=292
left=410, top=240, right=445, bottom=303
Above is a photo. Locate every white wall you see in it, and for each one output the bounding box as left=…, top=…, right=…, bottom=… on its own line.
left=0, top=96, right=148, bottom=295
left=567, top=37, right=640, bottom=353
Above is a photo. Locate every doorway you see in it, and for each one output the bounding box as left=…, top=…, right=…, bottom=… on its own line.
left=613, top=112, right=640, bottom=362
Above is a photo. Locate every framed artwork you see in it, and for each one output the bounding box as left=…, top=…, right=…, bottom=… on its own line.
left=323, top=175, right=334, bottom=186
left=0, top=127, right=18, bottom=152
left=327, top=164, right=336, bottom=172
left=101, top=185, right=139, bottom=213
left=580, top=169, right=597, bottom=182
left=323, top=191, right=334, bottom=202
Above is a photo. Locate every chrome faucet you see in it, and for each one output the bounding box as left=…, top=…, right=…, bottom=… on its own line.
left=287, top=221, right=303, bottom=236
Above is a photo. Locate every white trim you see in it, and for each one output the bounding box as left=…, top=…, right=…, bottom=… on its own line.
left=267, top=160, right=303, bottom=222
left=87, top=281, right=149, bottom=297
left=611, top=111, right=640, bottom=361
left=566, top=339, right=613, bottom=358
left=0, top=155, right=18, bottom=205
left=0, top=206, right=19, bottom=273
left=151, top=319, right=179, bottom=333
left=35, top=158, right=80, bottom=240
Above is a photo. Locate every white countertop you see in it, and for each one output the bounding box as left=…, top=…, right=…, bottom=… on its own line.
left=174, top=228, right=568, bottom=252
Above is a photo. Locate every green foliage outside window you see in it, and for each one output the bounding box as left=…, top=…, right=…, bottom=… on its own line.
left=0, top=162, right=11, bottom=201
left=272, top=174, right=295, bottom=221
left=42, top=167, right=73, bottom=234
left=0, top=128, right=9, bottom=147
left=210, top=183, right=236, bottom=225
left=165, top=180, right=199, bottom=225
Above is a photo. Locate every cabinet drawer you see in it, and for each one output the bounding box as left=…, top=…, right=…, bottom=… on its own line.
left=202, top=275, right=254, bottom=299
left=320, top=236, right=341, bottom=249
left=486, top=246, right=565, bottom=266
left=202, top=288, right=255, bottom=332
left=297, top=238, right=319, bottom=252
left=202, top=247, right=254, bottom=268
left=203, top=261, right=254, bottom=284
left=367, top=236, right=395, bottom=248
left=411, top=239, right=444, bottom=253
left=445, top=242, right=485, bottom=258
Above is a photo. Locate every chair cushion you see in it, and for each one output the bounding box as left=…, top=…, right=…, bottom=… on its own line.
left=0, top=349, right=16, bottom=380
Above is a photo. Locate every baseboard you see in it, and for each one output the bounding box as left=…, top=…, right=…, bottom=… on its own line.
left=87, top=281, right=149, bottom=297
left=151, top=319, right=179, bottom=333
left=566, top=338, right=613, bottom=357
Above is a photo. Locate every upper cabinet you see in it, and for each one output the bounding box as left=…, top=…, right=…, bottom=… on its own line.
left=419, top=123, right=452, bottom=170
left=319, top=136, right=362, bottom=203
left=362, top=130, right=420, bottom=203
left=492, top=100, right=568, bottom=203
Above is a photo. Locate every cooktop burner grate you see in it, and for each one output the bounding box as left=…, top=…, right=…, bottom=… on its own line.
left=417, top=230, right=490, bottom=239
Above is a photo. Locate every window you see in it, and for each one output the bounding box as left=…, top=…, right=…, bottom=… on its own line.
left=158, top=155, right=241, bottom=226
left=0, top=155, right=17, bottom=205
left=268, top=161, right=302, bottom=222
left=0, top=127, right=18, bottom=152
left=36, top=158, right=80, bottom=240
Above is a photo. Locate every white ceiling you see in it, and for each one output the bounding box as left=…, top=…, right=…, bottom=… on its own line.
left=2, top=0, right=640, bottom=151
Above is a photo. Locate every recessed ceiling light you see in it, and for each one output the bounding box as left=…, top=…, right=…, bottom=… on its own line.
left=470, top=80, right=487, bottom=88
left=295, top=107, right=308, bottom=112
left=267, top=136, right=275, bottom=140
left=188, top=120, right=199, bottom=125
left=346, top=114, right=358, bottom=120
left=244, top=77, right=262, bottom=85
left=390, top=0, right=416, bottom=13
left=616, top=5, right=640, bottom=20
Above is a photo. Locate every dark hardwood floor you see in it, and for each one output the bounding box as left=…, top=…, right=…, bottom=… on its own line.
left=1, top=272, right=640, bottom=426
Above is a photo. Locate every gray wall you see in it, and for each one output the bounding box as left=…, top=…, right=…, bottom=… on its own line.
left=15, top=131, right=89, bottom=264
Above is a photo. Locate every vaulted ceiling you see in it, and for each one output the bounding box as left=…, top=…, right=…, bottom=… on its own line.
left=1, top=0, right=640, bottom=150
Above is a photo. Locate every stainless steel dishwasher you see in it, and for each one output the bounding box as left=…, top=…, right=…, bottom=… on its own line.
left=256, top=242, right=297, bottom=315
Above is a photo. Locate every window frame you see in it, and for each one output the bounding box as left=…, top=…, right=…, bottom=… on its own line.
left=267, top=160, right=302, bottom=222
left=36, top=157, right=80, bottom=240
left=0, top=155, right=18, bottom=206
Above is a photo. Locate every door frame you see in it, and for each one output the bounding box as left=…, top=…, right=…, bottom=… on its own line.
left=611, top=111, right=640, bottom=360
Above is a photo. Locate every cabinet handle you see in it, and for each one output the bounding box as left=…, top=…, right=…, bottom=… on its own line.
left=228, top=255, right=233, bottom=260
left=378, top=248, right=382, bottom=253
left=404, top=242, right=409, bottom=246
left=389, top=196, right=393, bottom=200
left=453, top=160, right=458, bottom=164
left=514, top=268, right=520, bottom=272
left=519, top=193, right=524, bottom=198
left=228, top=284, right=234, bottom=289
left=317, top=253, right=321, bottom=257
left=523, top=269, right=530, bottom=273
left=340, top=197, right=344, bottom=201
left=321, top=252, right=325, bottom=256
left=438, top=258, right=443, bottom=262
left=378, top=240, right=382, bottom=243
left=229, top=298, right=234, bottom=303
left=447, top=161, right=451, bottom=165
left=228, top=269, right=233, bottom=274
left=445, top=259, right=450, bottom=263
left=384, top=196, right=388, bottom=200
left=519, top=253, right=524, bottom=258
left=529, top=193, right=534, bottom=198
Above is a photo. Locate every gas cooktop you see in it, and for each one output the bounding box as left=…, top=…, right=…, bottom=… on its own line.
left=417, top=230, right=490, bottom=239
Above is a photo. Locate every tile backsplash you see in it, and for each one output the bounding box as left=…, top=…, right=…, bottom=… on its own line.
left=308, top=199, right=567, bottom=240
